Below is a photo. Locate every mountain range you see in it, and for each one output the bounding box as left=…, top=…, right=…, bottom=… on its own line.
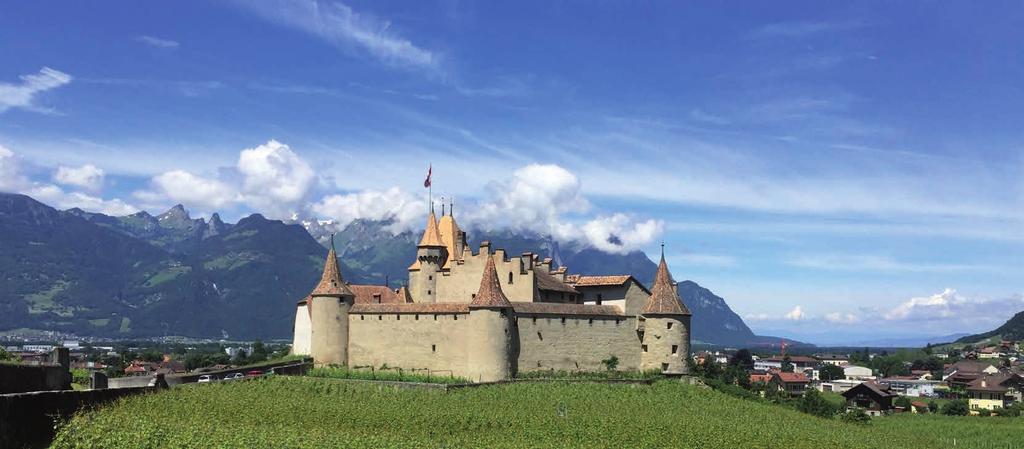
left=957, top=311, right=1024, bottom=344
left=1, top=192, right=769, bottom=345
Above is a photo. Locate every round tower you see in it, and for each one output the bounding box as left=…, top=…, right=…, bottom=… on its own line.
left=640, top=250, right=692, bottom=375
left=409, top=210, right=448, bottom=303
left=309, top=236, right=355, bottom=367
left=466, top=255, right=515, bottom=382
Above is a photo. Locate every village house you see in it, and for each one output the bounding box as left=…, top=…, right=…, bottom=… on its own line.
left=770, top=372, right=810, bottom=396
left=841, top=364, right=874, bottom=380
left=842, top=381, right=898, bottom=416
left=965, top=373, right=1024, bottom=413
left=815, top=354, right=849, bottom=366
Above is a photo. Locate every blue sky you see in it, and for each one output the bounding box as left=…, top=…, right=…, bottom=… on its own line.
left=1, top=1, right=1022, bottom=344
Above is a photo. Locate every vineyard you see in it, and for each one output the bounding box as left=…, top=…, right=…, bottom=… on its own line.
left=52, top=377, right=1018, bottom=449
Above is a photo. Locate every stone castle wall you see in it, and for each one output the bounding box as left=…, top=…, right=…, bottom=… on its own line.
left=348, top=311, right=473, bottom=377
left=436, top=249, right=537, bottom=302
left=515, top=314, right=641, bottom=372
left=292, top=303, right=312, bottom=356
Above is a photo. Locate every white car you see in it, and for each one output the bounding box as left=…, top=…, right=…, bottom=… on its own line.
left=197, top=374, right=215, bottom=383
left=224, top=373, right=245, bottom=381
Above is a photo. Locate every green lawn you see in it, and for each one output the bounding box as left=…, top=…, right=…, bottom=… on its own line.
left=50, top=377, right=1022, bottom=449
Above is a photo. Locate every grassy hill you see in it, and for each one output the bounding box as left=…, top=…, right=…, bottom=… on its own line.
left=51, top=378, right=1019, bottom=448
left=956, top=311, right=1024, bottom=344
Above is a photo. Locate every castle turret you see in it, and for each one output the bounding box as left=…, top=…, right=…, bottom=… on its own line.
left=309, top=237, right=355, bottom=367
left=409, top=211, right=448, bottom=303
left=640, top=250, right=692, bottom=375
left=466, top=255, right=515, bottom=382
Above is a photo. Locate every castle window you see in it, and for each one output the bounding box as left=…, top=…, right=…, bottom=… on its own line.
left=396, top=315, right=400, bottom=321
left=661, top=363, right=669, bottom=372
left=532, top=317, right=537, bottom=324
left=454, top=315, right=458, bottom=321
left=432, top=344, right=436, bottom=353
left=508, top=272, right=513, bottom=284
left=672, top=345, right=679, bottom=355
left=415, top=314, right=420, bottom=320
left=471, top=294, right=476, bottom=300
left=378, top=315, right=382, bottom=320
left=360, top=315, right=364, bottom=320
left=588, top=319, right=593, bottom=326
left=667, top=322, right=673, bottom=330
left=428, top=275, right=433, bottom=281
left=434, top=315, right=438, bottom=320
left=642, top=344, right=648, bottom=352
left=427, top=290, right=432, bottom=295
left=537, top=332, right=543, bottom=341
left=615, top=320, right=621, bottom=326
left=561, top=317, right=566, bottom=325
left=597, top=294, right=603, bottom=301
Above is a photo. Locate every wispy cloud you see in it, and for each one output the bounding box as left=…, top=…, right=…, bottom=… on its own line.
left=0, top=67, right=72, bottom=114
left=235, top=0, right=439, bottom=71
left=785, top=254, right=998, bottom=273
left=749, top=20, right=866, bottom=39
left=135, top=35, right=179, bottom=49
left=80, top=78, right=222, bottom=97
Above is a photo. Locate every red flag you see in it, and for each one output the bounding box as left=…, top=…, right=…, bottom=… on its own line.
left=423, top=164, right=432, bottom=188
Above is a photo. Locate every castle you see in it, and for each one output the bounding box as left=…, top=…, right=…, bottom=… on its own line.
left=291, top=208, right=692, bottom=382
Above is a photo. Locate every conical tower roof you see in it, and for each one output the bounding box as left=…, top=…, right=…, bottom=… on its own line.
left=470, top=255, right=512, bottom=308
left=418, top=211, right=444, bottom=247
left=641, top=252, right=691, bottom=315
left=310, top=237, right=355, bottom=297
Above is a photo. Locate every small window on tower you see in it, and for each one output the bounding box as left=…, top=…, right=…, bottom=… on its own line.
left=427, top=290, right=432, bottom=295
left=667, top=322, right=673, bottom=330
left=508, top=272, right=513, bottom=284
left=432, top=344, right=436, bottom=353
left=415, top=314, right=420, bottom=320
left=642, top=344, right=648, bottom=352
left=661, top=363, right=669, bottom=372
left=428, top=275, right=433, bottom=281
left=672, top=345, right=679, bottom=355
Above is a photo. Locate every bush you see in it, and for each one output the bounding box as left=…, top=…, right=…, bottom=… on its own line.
left=994, top=405, right=1021, bottom=417
left=841, top=408, right=872, bottom=425
left=941, top=400, right=970, bottom=416
left=601, top=355, right=619, bottom=371
left=796, top=389, right=839, bottom=418
left=71, top=368, right=91, bottom=386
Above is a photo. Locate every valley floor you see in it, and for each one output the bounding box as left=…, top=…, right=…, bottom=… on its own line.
left=52, top=377, right=1021, bottom=449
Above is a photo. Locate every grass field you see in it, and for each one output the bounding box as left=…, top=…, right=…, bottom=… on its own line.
left=50, top=377, right=1023, bottom=449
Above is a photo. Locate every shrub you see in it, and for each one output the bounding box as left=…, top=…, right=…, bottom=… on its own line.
left=941, top=400, right=970, bottom=416
left=841, top=408, right=872, bottom=425
left=796, top=389, right=839, bottom=419
left=601, top=355, right=619, bottom=371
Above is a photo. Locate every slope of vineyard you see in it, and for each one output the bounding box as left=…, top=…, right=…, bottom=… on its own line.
left=50, top=377, right=1017, bottom=449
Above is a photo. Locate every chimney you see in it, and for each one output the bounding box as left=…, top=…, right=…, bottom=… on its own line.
left=494, top=248, right=506, bottom=262
left=538, top=257, right=552, bottom=274
left=479, top=240, right=491, bottom=255
left=521, top=252, right=533, bottom=271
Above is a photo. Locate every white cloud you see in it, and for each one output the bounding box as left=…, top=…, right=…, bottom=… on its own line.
left=580, top=214, right=663, bottom=255
left=884, top=288, right=969, bottom=321
left=784, top=305, right=806, bottom=321
left=312, top=187, right=426, bottom=233
left=0, top=67, right=72, bottom=114
left=237, top=0, right=438, bottom=70
left=149, top=170, right=238, bottom=210
left=136, top=35, right=179, bottom=49
left=0, top=144, right=29, bottom=191
left=470, top=164, right=589, bottom=237
left=824, top=312, right=860, bottom=324
left=786, top=254, right=996, bottom=273
left=53, top=164, right=105, bottom=191
left=237, top=140, right=316, bottom=217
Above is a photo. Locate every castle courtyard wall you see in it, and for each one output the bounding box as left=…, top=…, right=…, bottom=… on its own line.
left=437, top=252, right=536, bottom=302
left=348, top=312, right=472, bottom=378
left=514, top=314, right=641, bottom=372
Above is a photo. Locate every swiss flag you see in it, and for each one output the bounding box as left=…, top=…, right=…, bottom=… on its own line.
left=424, top=164, right=432, bottom=188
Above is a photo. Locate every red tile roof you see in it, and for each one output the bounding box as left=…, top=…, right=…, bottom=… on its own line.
left=640, top=254, right=690, bottom=316
left=773, top=372, right=810, bottom=384
left=349, top=284, right=406, bottom=304
left=470, top=255, right=512, bottom=308
left=351, top=303, right=469, bottom=314
left=310, top=244, right=355, bottom=297
left=512, top=302, right=625, bottom=316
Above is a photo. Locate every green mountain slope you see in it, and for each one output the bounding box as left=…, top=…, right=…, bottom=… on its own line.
left=956, top=311, right=1024, bottom=343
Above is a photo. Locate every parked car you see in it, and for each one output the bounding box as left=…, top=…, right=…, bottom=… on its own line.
left=246, top=370, right=264, bottom=377
left=197, top=375, right=215, bottom=383
left=224, top=372, right=245, bottom=381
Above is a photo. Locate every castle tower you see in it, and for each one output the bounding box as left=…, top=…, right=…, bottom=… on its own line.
left=466, top=255, right=515, bottom=382
left=437, top=201, right=465, bottom=269
left=640, top=251, right=692, bottom=375
left=408, top=211, right=448, bottom=303
left=309, top=237, right=355, bottom=367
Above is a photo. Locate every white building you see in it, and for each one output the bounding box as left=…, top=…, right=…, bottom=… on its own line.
left=842, top=364, right=874, bottom=380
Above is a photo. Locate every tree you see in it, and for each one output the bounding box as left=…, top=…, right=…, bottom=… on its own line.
left=796, top=389, right=838, bottom=418
left=781, top=356, right=794, bottom=373
left=0, top=347, right=16, bottom=362
left=601, top=355, right=619, bottom=372
left=139, top=349, right=163, bottom=363
left=819, top=364, right=845, bottom=381
left=941, top=399, right=970, bottom=416
left=928, top=400, right=939, bottom=413
left=249, top=341, right=268, bottom=364
left=894, top=396, right=913, bottom=410
left=729, top=349, right=754, bottom=371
